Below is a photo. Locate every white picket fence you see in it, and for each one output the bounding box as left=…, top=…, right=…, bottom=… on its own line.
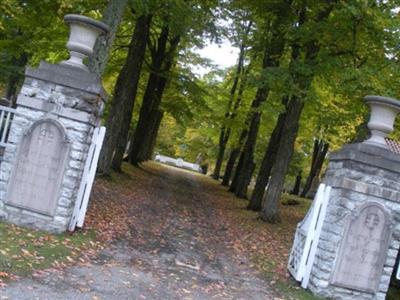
left=288, top=183, right=331, bottom=288
left=154, top=154, right=202, bottom=173
left=69, top=126, right=106, bottom=231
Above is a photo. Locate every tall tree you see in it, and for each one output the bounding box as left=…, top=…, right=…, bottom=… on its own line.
left=142, top=109, right=164, bottom=160
left=261, top=1, right=336, bottom=223
left=221, top=57, right=253, bottom=186
left=248, top=98, right=287, bottom=211
left=300, top=139, right=329, bottom=198
left=128, top=24, right=180, bottom=166
left=291, top=171, right=302, bottom=196
left=221, top=142, right=242, bottom=186
left=128, top=0, right=219, bottom=166
left=229, top=2, right=292, bottom=198
left=98, top=11, right=152, bottom=175
left=212, top=20, right=252, bottom=180
left=137, top=35, right=180, bottom=163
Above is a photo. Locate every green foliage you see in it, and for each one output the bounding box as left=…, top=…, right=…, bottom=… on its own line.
left=153, top=0, right=400, bottom=171
left=0, top=0, right=107, bottom=94
left=1, top=1, right=400, bottom=295
left=3, top=0, right=400, bottom=181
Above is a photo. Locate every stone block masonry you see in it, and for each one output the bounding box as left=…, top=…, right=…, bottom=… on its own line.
left=308, top=143, right=400, bottom=300
left=0, top=62, right=106, bottom=233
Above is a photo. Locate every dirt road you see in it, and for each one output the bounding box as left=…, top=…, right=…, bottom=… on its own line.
left=2, top=163, right=279, bottom=299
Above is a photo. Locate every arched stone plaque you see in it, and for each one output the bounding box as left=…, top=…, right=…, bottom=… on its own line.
left=6, top=119, right=69, bottom=216
left=331, top=202, right=392, bottom=293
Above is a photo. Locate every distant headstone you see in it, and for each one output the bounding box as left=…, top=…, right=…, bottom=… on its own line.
left=331, top=202, right=391, bottom=293
left=176, top=158, right=183, bottom=167
left=7, top=119, right=69, bottom=216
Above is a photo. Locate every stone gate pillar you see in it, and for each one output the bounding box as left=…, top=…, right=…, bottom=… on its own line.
left=307, top=96, right=400, bottom=299
left=0, top=15, right=108, bottom=233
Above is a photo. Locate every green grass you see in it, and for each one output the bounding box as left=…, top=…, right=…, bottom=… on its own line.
left=0, top=222, right=95, bottom=277
left=273, top=281, right=324, bottom=300
left=254, top=254, right=322, bottom=300
left=281, top=193, right=312, bottom=213
left=387, top=283, right=399, bottom=300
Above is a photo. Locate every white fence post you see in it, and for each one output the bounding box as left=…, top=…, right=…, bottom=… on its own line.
left=301, top=185, right=331, bottom=288
left=397, top=259, right=400, bottom=280
left=68, top=126, right=106, bottom=231
left=287, top=183, right=331, bottom=286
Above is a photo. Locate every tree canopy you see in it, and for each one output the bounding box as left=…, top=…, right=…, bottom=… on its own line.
left=1, top=0, right=400, bottom=222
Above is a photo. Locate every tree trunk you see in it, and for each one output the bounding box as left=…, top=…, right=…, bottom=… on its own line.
left=260, top=98, right=305, bottom=223
left=98, top=14, right=151, bottom=175
left=243, top=161, right=256, bottom=198
left=228, top=7, right=290, bottom=196
left=88, top=0, right=128, bottom=76
left=134, top=36, right=179, bottom=164
left=129, top=28, right=180, bottom=166
left=137, top=109, right=163, bottom=162
left=112, top=35, right=173, bottom=171
left=145, top=110, right=164, bottom=160
left=301, top=139, right=329, bottom=197
left=230, top=16, right=292, bottom=196
left=212, top=21, right=252, bottom=180
left=233, top=111, right=261, bottom=198
left=213, top=137, right=227, bottom=180
left=226, top=126, right=249, bottom=190
left=248, top=108, right=287, bottom=211
left=111, top=123, right=131, bottom=171
left=212, top=64, right=242, bottom=179
left=221, top=148, right=240, bottom=186
left=229, top=148, right=244, bottom=193
left=259, top=1, right=335, bottom=222
left=220, top=74, right=250, bottom=188
left=228, top=92, right=268, bottom=196
left=127, top=26, right=169, bottom=165
left=291, top=171, right=302, bottom=195
left=6, top=53, right=28, bottom=106
left=390, top=249, right=400, bottom=289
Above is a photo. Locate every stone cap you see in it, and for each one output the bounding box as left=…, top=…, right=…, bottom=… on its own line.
left=330, top=142, right=400, bottom=172
left=25, top=61, right=108, bottom=101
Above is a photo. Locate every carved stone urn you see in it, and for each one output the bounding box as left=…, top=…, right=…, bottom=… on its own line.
left=363, top=95, right=400, bottom=148
left=62, top=14, right=109, bottom=71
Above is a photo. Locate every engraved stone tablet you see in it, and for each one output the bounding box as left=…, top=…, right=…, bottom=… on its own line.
left=331, top=202, right=391, bottom=293
left=6, top=119, right=69, bottom=216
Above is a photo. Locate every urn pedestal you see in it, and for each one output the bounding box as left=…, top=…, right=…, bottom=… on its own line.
left=0, top=15, right=109, bottom=233
left=289, top=95, right=400, bottom=300
left=363, top=95, right=400, bottom=148
left=308, top=143, right=400, bottom=300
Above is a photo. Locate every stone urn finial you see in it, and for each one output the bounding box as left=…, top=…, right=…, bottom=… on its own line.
left=363, top=95, right=400, bottom=148
left=62, top=14, right=109, bottom=71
